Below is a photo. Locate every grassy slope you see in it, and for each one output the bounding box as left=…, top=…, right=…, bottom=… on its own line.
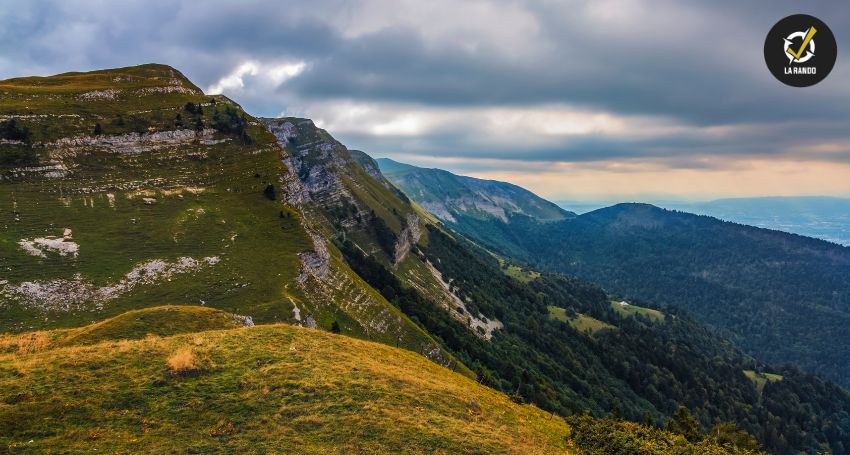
left=611, top=301, right=665, bottom=322
left=547, top=306, right=615, bottom=335
left=0, top=310, right=751, bottom=453
left=1, top=65, right=457, bottom=374
left=0, top=321, right=572, bottom=453
left=0, top=306, right=247, bottom=353
left=743, top=370, right=784, bottom=396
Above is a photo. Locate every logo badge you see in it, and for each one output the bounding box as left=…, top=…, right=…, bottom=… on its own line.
left=764, top=14, right=837, bottom=87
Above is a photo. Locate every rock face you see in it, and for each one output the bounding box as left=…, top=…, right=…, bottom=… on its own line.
left=263, top=117, right=503, bottom=343
left=297, top=231, right=331, bottom=282
left=265, top=118, right=358, bottom=211
left=263, top=117, right=463, bottom=366
left=50, top=129, right=221, bottom=152
left=393, top=214, right=421, bottom=265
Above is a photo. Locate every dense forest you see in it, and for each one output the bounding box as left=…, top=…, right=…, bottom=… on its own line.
left=339, top=225, right=850, bottom=454
left=431, top=202, right=850, bottom=388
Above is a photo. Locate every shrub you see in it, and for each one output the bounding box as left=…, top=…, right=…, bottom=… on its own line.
left=0, top=119, right=30, bottom=142
left=167, top=347, right=200, bottom=375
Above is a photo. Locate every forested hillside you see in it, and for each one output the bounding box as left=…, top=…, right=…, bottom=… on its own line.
left=492, top=204, right=850, bottom=387
left=379, top=158, right=850, bottom=390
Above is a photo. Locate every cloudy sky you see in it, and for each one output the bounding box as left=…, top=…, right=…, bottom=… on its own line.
left=2, top=0, right=849, bottom=201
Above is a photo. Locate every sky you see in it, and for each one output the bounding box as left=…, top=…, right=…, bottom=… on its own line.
left=2, top=0, right=849, bottom=201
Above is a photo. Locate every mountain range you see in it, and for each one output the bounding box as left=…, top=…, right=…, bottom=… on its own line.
left=2, top=64, right=849, bottom=453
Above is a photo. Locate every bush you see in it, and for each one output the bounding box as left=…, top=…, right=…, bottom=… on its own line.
left=211, top=106, right=251, bottom=143
left=167, top=347, right=200, bottom=375
left=568, top=416, right=765, bottom=454
left=0, top=119, right=30, bottom=142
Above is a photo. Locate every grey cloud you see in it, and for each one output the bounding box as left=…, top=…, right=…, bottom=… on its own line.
left=1, top=0, right=850, bottom=173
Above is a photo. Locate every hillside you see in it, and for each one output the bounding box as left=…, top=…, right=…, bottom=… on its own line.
left=259, top=115, right=848, bottom=454
left=0, top=306, right=252, bottom=352
left=504, top=203, right=850, bottom=386
left=379, top=159, right=850, bottom=389
left=0, top=309, right=765, bottom=454
left=0, top=64, right=456, bottom=369
left=0, top=315, right=571, bottom=453
left=372, top=157, right=572, bottom=259
left=656, top=196, right=850, bottom=246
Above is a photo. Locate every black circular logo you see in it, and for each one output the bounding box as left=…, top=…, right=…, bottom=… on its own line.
left=764, top=14, right=837, bottom=87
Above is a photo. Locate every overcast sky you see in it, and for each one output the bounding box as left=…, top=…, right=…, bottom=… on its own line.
left=2, top=0, right=849, bottom=200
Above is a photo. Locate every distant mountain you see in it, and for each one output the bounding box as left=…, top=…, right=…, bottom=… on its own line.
left=373, top=157, right=573, bottom=258
left=657, top=196, right=850, bottom=246
left=559, top=196, right=850, bottom=246
left=376, top=158, right=572, bottom=223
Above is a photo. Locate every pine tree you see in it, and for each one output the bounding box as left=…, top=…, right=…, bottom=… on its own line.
left=666, top=406, right=701, bottom=442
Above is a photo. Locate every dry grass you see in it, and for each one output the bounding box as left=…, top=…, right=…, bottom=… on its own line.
left=167, top=347, right=199, bottom=375
left=0, top=332, right=51, bottom=354
left=0, top=323, right=573, bottom=453
left=0, top=306, right=245, bottom=355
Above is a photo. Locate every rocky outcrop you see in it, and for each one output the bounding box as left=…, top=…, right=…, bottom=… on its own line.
left=49, top=128, right=221, bottom=153
left=264, top=118, right=370, bottom=230
left=393, top=214, right=421, bottom=265
left=422, top=259, right=503, bottom=340
left=297, top=231, right=331, bottom=283
left=1, top=256, right=220, bottom=312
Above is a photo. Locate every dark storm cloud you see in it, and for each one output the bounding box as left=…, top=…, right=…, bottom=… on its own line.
left=283, top=0, right=850, bottom=125
left=1, top=0, right=849, bottom=172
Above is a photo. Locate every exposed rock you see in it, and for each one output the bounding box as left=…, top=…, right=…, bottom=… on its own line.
left=1, top=256, right=220, bottom=312
left=18, top=228, right=79, bottom=258
left=393, top=214, right=421, bottom=264
left=298, top=231, right=330, bottom=282
left=264, top=118, right=365, bottom=225
left=137, top=85, right=200, bottom=96
left=78, top=89, right=122, bottom=101
left=423, top=259, right=503, bottom=340
left=302, top=315, right=318, bottom=329
left=49, top=129, right=220, bottom=154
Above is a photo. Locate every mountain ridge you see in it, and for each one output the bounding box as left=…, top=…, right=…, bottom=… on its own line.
left=376, top=157, right=572, bottom=223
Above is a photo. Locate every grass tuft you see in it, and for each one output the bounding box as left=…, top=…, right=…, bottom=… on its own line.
left=167, top=346, right=200, bottom=376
